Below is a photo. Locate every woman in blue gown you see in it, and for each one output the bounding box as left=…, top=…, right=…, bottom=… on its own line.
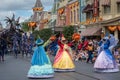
left=94, top=37, right=119, bottom=72
left=27, top=38, right=54, bottom=78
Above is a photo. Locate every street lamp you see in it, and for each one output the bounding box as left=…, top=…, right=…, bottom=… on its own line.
left=75, top=23, right=79, bottom=32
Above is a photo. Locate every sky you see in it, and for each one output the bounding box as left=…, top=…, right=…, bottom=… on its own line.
left=0, top=0, right=54, bottom=27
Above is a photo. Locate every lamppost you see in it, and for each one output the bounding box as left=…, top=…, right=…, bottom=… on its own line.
left=75, top=23, right=78, bottom=32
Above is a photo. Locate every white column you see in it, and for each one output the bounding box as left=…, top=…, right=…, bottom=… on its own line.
left=102, top=27, right=106, bottom=34
left=114, top=30, right=118, bottom=39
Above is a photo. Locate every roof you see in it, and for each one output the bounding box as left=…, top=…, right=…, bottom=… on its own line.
left=82, top=4, right=93, bottom=13
left=34, top=0, right=43, bottom=8
left=81, top=27, right=102, bottom=36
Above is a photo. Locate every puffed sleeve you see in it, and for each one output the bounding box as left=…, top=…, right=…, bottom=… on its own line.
left=58, top=40, right=64, bottom=49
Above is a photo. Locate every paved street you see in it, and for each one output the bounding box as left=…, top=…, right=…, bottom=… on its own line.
left=0, top=54, right=120, bottom=80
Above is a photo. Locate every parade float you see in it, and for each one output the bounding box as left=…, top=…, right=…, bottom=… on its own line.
left=0, top=14, right=23, bottom=52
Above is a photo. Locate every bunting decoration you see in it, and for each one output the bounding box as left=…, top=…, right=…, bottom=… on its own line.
left=108, top=26, right=117, bottom=32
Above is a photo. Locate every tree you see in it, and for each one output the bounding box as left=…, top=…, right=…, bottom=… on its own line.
left=33, top=28, right=53, bottom=41
left=32, top=30, right=40, bottom=40
left=63, top=25, right=74, bottom=41
left=21, top=22, right=29, bottom=32
left=39, top=28, right=53, bottom=41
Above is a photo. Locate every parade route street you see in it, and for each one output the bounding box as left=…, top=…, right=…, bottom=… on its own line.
left=0, top=55, right=120, bottom=80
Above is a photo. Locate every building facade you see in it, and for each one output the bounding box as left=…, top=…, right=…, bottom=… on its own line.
left=80, top=0, right=120, bottom=40
left=56, top=0, right=69, bottom=27
left=55, top=0, right=80, bottom=31
left=30, top=0, right=51, bottom=30
left=81, top=0, right=102, bottom=37
left=67, top=0, right=79, bottom=25
left=49, top=0, right=59, bottom=32
left=99, top=0, right=120, bottom=40
left=79, top=0, right=86, bottom=32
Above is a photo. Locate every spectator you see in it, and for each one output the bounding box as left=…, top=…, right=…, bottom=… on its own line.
left=114, top=48, right=120, bottom=64
left=75, top=50, right=87, bottom=62
left=86, top=43, right=93, bottom=63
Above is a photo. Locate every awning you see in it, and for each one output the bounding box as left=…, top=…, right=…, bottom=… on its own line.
left=117, top=0, right=120, bottom=3
left=81, top=27, right=102, bottom=36
left=82, top=4, right=93, bottom=13
left=101, top=0, right=111, bottom=6
left=54, top=27, right=63, bottom=32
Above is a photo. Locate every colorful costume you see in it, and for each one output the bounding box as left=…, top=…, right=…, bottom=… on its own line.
left=27, top=38, right=54, bottom=78
left=49, top=39, right=58, bottom=56
left=53, top=35, right=75, bottom=71
left=94, top=37, right=119, bottom=72
left=22, top=33, right=28, bottom=56
left=109, top=34, right=118, bottom=53
left=82, top=39, right=89, bottom=50
left=28, top=33, right=34, bottom=55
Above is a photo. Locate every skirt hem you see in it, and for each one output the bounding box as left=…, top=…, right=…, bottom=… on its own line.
left=94, top=68, right=119, bottom=73
left=54, top=68, right=75, bottom=72
left=27, top=74, right=54, bottom=78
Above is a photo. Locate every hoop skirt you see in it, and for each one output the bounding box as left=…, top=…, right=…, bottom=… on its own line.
left=53, top=40, right=75, bottom=71
left=27, top=46, right=54, bottom=78
left=94, top=39, right=119, bottom=73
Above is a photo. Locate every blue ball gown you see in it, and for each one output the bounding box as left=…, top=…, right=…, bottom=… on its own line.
left=94, top=37, right=119, bottom=72
left=27, top=39, right=54, bottom=78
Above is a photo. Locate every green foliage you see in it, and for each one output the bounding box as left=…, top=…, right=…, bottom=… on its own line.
left=63, top=25, right=74, bottom=41
left=33, top=28, right=53, bottom=41
left=32, top=30, right=40, bottom=40
left=21, top=22, right=29, bottom=32
left=39, top=28, right=53, bottom=41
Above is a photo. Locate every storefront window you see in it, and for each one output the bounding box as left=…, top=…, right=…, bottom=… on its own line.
left=103, top=6, right=111, bottom=14
left=86, top=11, right=93, bottom=19
left=117, top=3, right=120, bottom=13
